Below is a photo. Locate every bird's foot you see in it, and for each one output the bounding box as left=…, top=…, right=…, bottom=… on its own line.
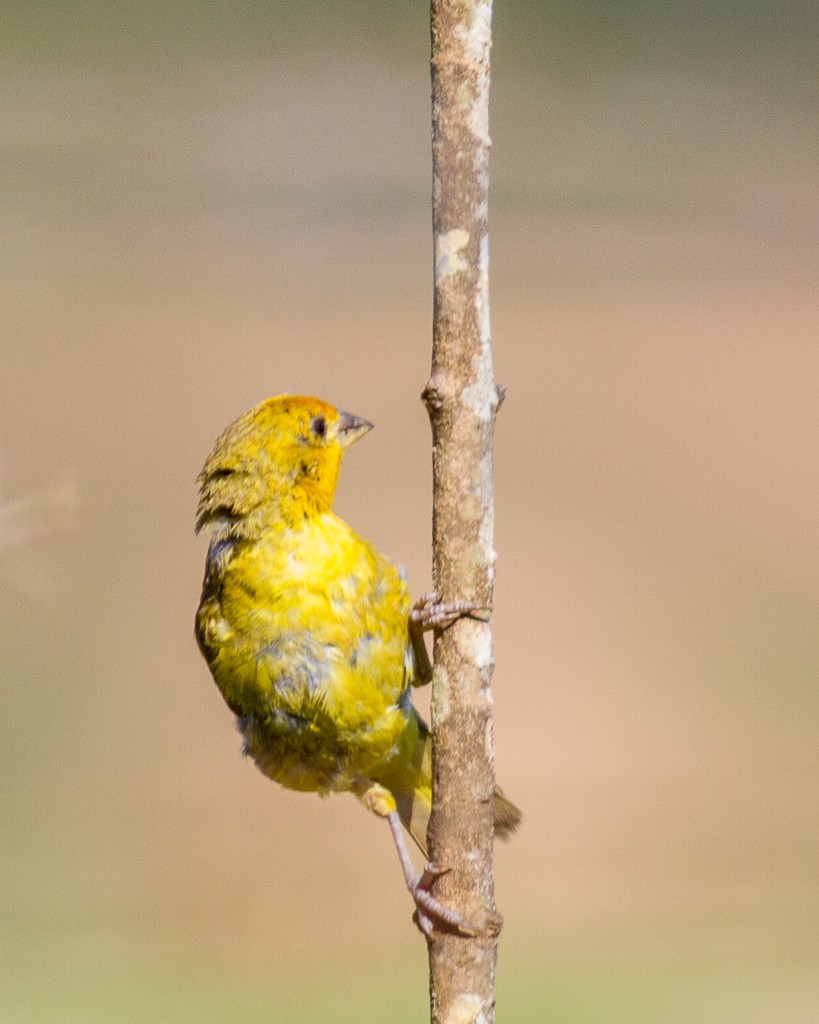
left=410, top=591, right=491, bottom=631
left=409, top=592, right=491, bottom=686
left=408, top=862, right=475, bottom=938
left=386, top=811, right=473, bottom=937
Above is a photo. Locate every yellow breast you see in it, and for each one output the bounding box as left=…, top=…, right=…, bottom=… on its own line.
left=196, top=510, right=414, bottom=792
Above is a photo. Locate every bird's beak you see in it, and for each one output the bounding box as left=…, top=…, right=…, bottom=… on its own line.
left=336, top=410, right=374, bottom=448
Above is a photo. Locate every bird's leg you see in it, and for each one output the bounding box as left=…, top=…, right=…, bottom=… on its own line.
left=354, top=780, right=473, bottom=936
left=409, top=591, right=491, bottom=686
left=386, top=811, right=475, bottom=938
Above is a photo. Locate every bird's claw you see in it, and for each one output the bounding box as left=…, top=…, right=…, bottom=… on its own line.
left=418, top=861, right=450, bottom=889
left=411, top=591, right=491, bottom=631
left=408, top=861, right=475, bottom=938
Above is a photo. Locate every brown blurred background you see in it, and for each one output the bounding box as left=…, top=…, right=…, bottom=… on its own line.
left=2, top=2, right=817, bottom=1021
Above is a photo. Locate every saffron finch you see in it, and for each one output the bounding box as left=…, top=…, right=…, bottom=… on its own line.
left=195, top=395, right=520, bottom=931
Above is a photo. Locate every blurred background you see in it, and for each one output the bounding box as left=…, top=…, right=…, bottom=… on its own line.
left=2, top=1, right=817, bottom=1021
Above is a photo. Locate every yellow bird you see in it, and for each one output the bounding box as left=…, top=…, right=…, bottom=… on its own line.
left=195, top=395, right=520, bottom=931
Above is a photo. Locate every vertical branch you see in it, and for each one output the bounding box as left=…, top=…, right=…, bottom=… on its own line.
left=423, top=0, right=501, bottom=1021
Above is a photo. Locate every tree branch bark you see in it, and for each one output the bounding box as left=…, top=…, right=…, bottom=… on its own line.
left=423, top=1, right=501, bottom=1021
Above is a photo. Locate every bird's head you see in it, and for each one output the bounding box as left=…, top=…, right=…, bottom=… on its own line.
left=196, top=395, right=373, bottom=535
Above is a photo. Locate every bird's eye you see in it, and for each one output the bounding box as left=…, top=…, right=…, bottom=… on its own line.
left=311, top=415, right=327, bottom=438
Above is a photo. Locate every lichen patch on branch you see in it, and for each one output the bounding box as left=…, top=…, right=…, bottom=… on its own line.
left=443, top=992, right=486, bottom=1024
left=435, top=228, right=471, bottom=279
left=457, top=0, right=492, bottom=63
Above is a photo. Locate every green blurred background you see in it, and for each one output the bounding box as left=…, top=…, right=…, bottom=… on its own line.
left=2, top=1, right=817, bottom=1021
